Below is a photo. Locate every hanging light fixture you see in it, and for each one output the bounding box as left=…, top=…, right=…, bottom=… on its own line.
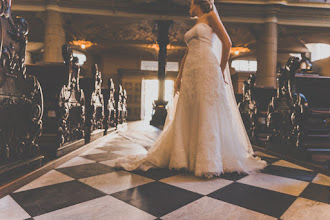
left=230, top=47, right=250, bottom=55
left=70, top=40, right=95, bottom=49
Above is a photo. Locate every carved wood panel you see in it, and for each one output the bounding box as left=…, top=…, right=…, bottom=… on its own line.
left=0, top=0, right=43, bottom=164
left=80, top=64, right=105, bottom=142
left=26, top=45, right=85, bottom=157
left=102, top=78, right=117, bottom=131
left=115, top=84, right=128, bottom=124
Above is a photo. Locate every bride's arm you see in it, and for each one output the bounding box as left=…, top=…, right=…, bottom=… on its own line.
left=176, top=48, right=189, bottom=82
left=207, top=11, right=232, bottom=74
left=174, top=49, right=188, bottom=92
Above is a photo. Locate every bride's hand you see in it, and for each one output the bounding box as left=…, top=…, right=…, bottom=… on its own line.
left=222, top=74, right=229, bottom=84
left=174, top=79, right=181, bottom=92
left=220, top=67, right=228, bottom=84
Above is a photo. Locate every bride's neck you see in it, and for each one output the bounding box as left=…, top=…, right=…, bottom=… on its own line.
left=197, top=12, right=206, bottom=21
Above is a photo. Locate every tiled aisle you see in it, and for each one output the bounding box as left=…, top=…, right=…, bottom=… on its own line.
left=1, top=121, right=329, bottom=220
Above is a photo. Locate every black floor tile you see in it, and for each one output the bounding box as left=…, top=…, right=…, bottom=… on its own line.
left=208, top=182, right=297, bottom=218
left=262, top=165, right=317, bottom=182
left=219, top=172, right=248, bottom=181
left=56, top=162, right=116, bottom=179
left=258, top=156, right=280, bottom=164
left=299, top=183, right=330, bottom=204
left=81, top=152, right=122, bottom=162
left=11, top=180, right=106, bottom=217
left=131, top=168, right=181, bottom=181
left=111, top=181, right=203, bottom=217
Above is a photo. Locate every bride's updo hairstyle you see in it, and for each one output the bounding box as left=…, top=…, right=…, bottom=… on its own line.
left=193, top=0, right=213, bottom=13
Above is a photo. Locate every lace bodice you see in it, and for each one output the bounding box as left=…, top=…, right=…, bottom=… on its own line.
left=180, top=22, right=223, bottom=105
left=185, top=23, right=214, bottom=47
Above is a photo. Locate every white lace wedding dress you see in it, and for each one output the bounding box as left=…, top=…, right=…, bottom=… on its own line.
left=110, top=22, right=267, bottom=177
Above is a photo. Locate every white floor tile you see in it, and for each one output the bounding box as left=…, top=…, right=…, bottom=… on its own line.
left=15, top=170, right=74, bottom=192
left=110, top=148, right=148, bottom=156
left=272, top=160, right=312, bottom=171
left=34, top=195, right=155, bottom=220
left=162, top=196, right=276, bottom=220
left=0, top=196, right=30, bottom=220
left=80, top=148, right=107, bottom=156
left=78, top=171, right=154, bottom=194
left=281, top=197, right=330, bottom=220
left=57, top=157, right=95, bottom=168
left=160, top=174, right=233, bottom=195
left=238, top=173, right=309, bottom=196
left=312, top=173, right=330, bottom=186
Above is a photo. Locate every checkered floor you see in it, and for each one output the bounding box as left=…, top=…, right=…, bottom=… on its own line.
left=1, top=122, right=329, bottom=220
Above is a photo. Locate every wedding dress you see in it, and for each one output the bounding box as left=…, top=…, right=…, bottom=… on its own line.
left=109, top=22, right=267, bottom=178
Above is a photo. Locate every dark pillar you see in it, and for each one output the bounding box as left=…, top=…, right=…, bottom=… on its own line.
left=150, top=20, right=173, bottom=126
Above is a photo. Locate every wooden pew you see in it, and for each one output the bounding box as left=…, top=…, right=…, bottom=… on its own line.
left=80, top=64, right=105, bottom=143
left=0, top=1, right=44, bottom=178
left=26, top=45, right=86, bottom=158
left=102, top=79, right=117, bottom=135
left=238, top=74, right=276, bottom=141
left=294, top=73, right=330, bottom=155
left=115, top=85, right=128, bottom=125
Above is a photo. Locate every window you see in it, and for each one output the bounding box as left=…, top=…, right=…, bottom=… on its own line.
left=231, top=60, right=257, bottom=72
left=305, top=43, right=330, bottom=62
left=141, top=60, right=179, bottom=72
left=141, top=79, right=174, bottom=120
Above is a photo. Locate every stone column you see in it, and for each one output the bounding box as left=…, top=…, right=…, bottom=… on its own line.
left=150, top=20, right=173, bottom=126
left=256, top=13, right=278, bottom=87
left=43, top=1, right=65, bottom=62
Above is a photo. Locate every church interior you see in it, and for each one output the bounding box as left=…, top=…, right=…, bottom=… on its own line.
left=0, top=0, right=330, bottom=219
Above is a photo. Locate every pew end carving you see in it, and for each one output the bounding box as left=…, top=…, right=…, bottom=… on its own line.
left=102, top=78, right=117, bottom=134
left=115, top=85, right=128, bottom=125
left=0, top=0, right=44, bottom=169
left=267, top=57, right=308, bottom=148
left=80, top=64, right=105, bottom=143
left=238, top=74, right=257, bottom=139
left=26, top=45, right=86, bottom=158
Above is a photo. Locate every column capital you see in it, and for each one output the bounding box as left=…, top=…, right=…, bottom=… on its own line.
left=264, top=13, right=278, bottom=23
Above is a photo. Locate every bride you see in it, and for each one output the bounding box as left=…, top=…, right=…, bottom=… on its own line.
left=110, top=0, right=267, bottom=178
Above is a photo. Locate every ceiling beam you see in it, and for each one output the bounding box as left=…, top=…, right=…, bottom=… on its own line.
left=12, top=1, right=330, bottom=27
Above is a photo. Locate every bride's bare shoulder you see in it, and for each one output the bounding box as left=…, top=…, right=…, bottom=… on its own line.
left=206, top=11, right=218, bottom=19
left=206, top=11, right=221, bottom=28
left=206, top=11, right=220, bottom=23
